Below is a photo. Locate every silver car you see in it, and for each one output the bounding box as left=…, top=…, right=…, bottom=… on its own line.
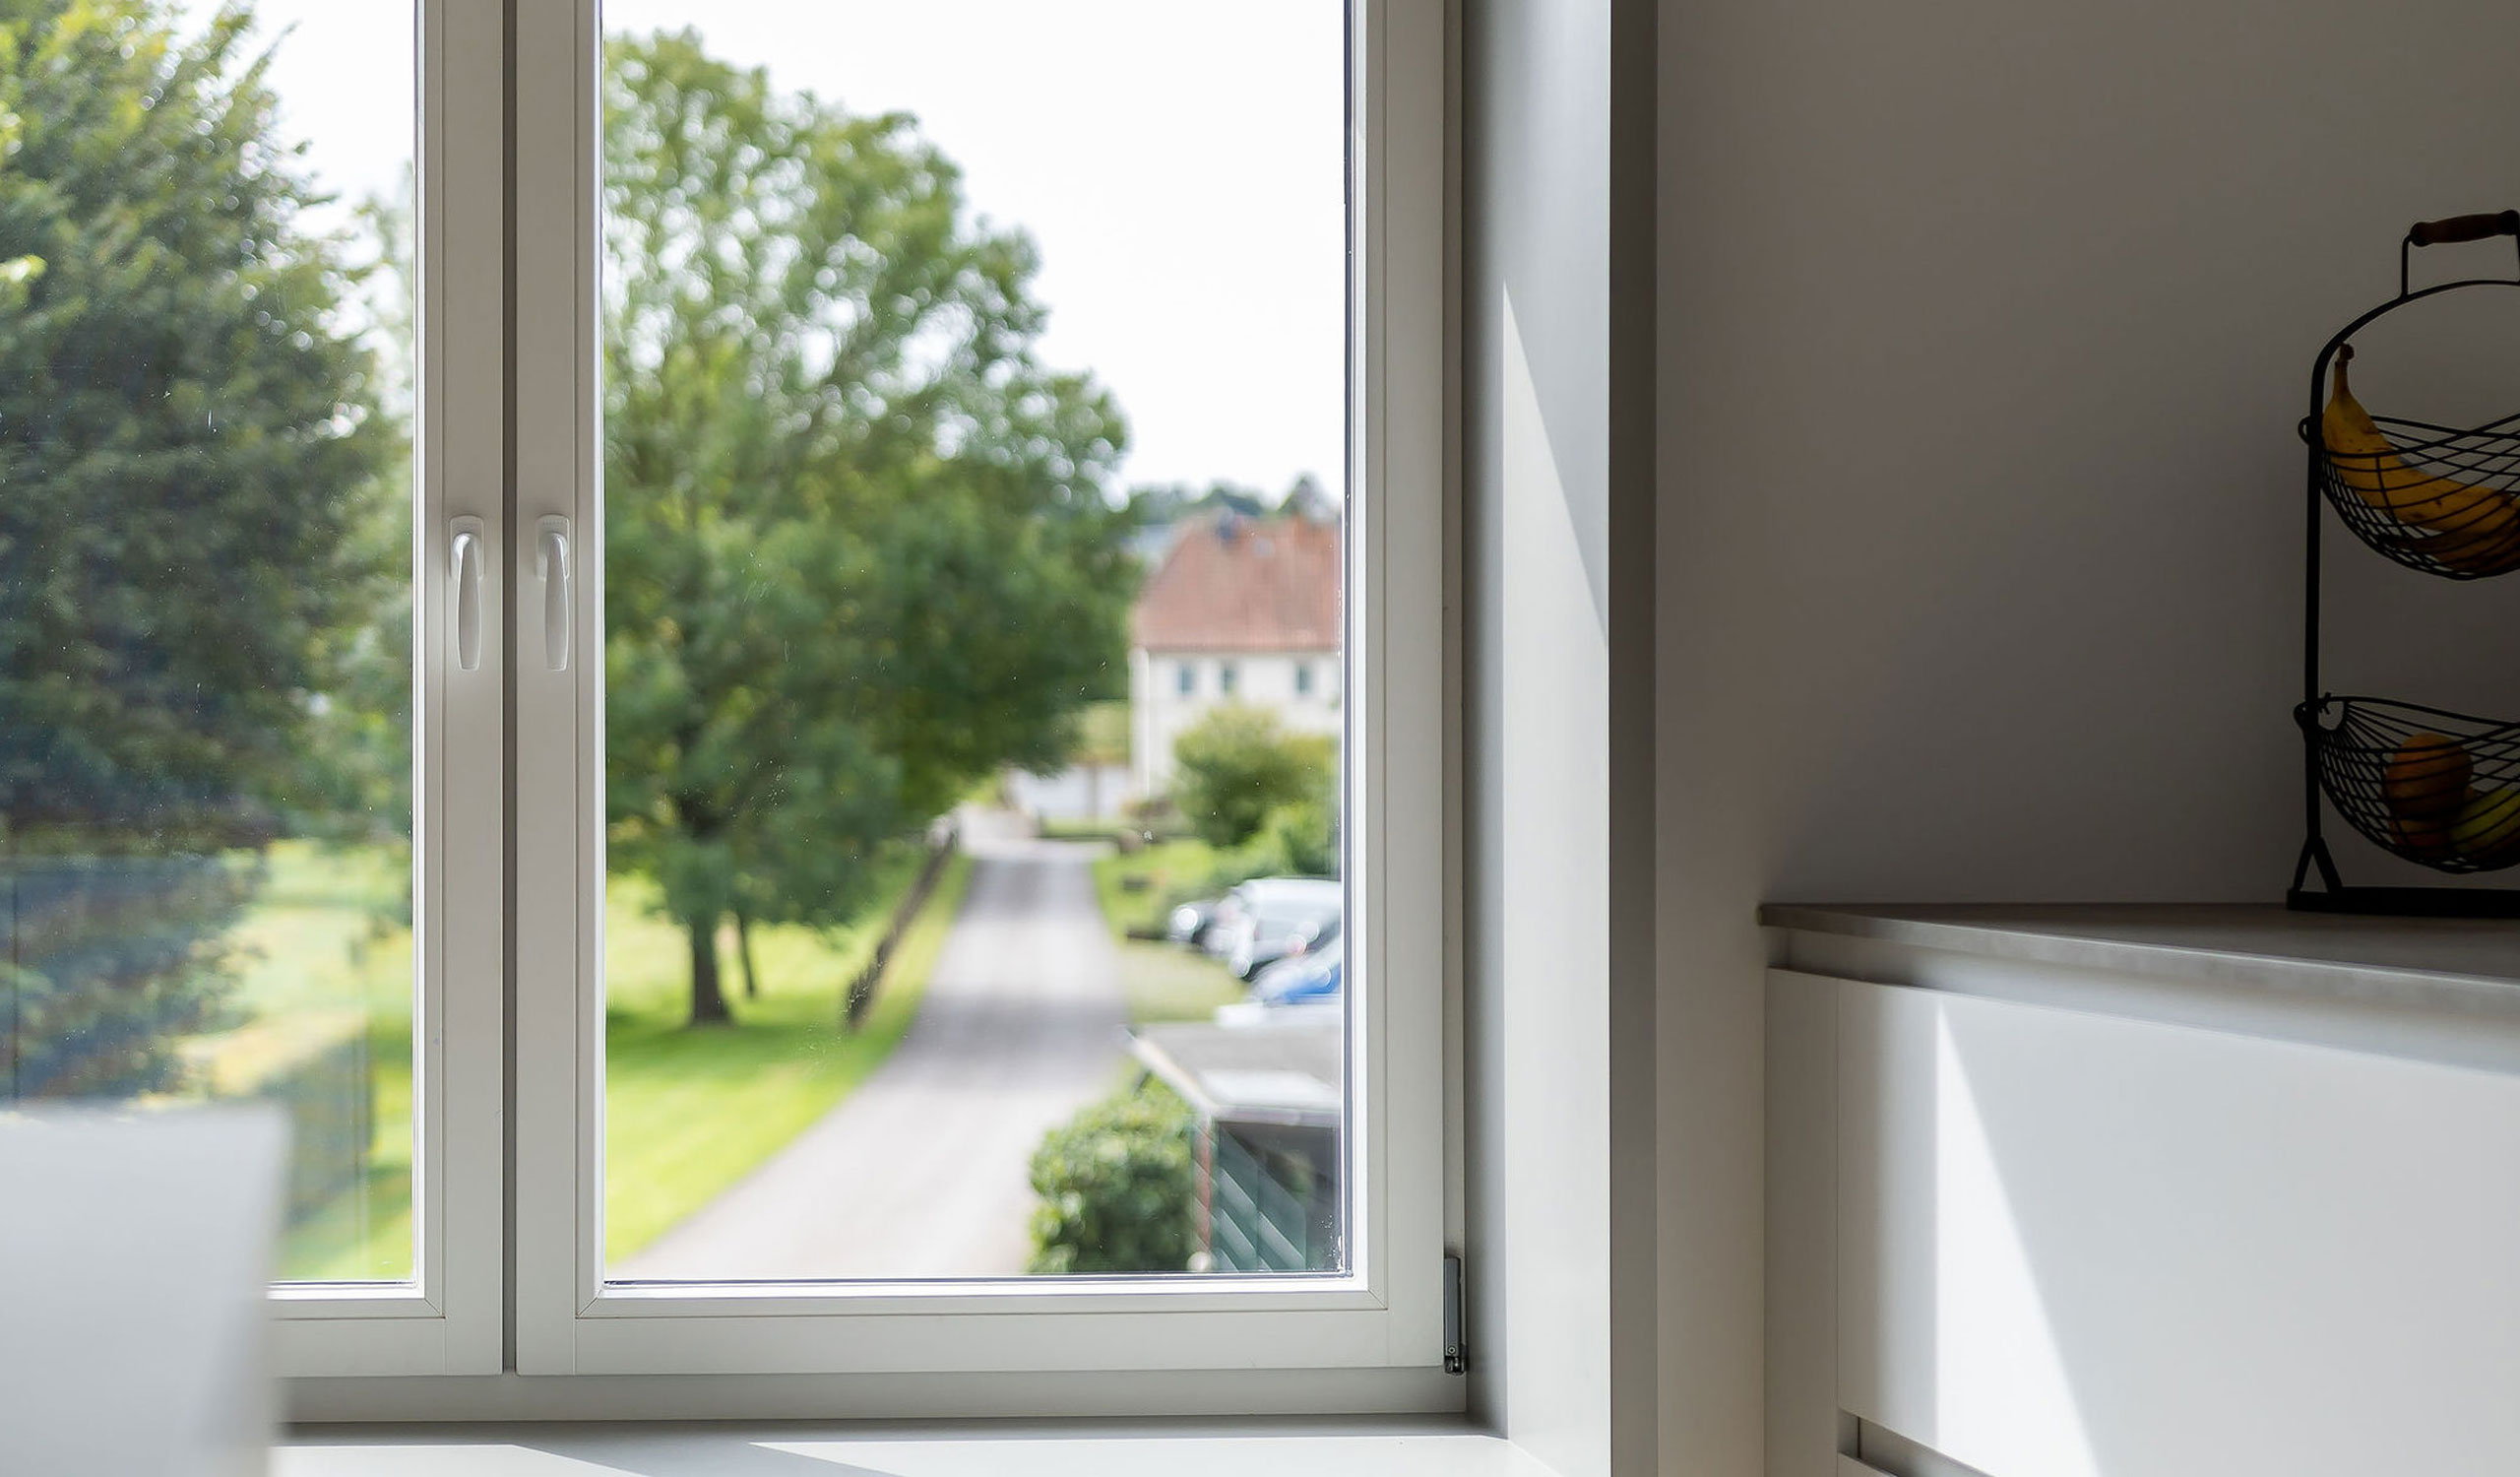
left=1207, top=876, right=1343, bottom=981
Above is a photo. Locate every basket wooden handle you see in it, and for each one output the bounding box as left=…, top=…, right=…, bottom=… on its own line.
left=2408, top=211, right=2520, bottom=247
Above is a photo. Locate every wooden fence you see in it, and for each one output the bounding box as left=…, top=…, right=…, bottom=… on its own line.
left=842, top=821, right=960, bottom=1032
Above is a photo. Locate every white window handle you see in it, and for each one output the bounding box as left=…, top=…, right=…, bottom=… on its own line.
left=450, top=516, right=485, bottom=673
left=536, top=515, right=573, bottom=672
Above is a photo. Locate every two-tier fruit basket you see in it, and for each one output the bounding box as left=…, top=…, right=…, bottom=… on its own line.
left=2291, top=211, right=2520, bottom=916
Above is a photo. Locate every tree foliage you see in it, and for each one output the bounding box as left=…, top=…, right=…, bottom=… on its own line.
left=1168, top=703, right=1335, bottom=854
left=1026, top=1078, right=1198, bottom=1275
left=601, top=32, right=1136, bottom=1024
left=0, top=0, right=399, bottom=1095
left=0, top=0, right=397, bottom=840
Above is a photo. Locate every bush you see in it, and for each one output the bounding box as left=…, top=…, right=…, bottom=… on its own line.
left=1169, top=704, right=1334, bottom=851
left=1026, top=1078, right=1200, bottom=1274
left=1261, top=793, right=1337, bottom=879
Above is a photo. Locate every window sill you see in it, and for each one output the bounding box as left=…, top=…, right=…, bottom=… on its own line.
left=279, top=1421, right=1559, bottom=1477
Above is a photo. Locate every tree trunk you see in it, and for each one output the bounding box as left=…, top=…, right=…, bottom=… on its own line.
left=735, top=911, right=760, bottom=999
left=687, top=914, right=731, bottom=1026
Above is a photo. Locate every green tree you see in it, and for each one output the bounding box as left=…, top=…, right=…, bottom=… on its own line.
left=1169, top=703, right=1336, bottom=852
left=602, top=32, right=1136, bottom=1025
left=1027, top=1078, right=1199, bottom=1275
left=0, top=0, right=398, bottom=1095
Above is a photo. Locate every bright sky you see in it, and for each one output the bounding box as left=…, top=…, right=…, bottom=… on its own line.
left=223, top=0, right=1347, bottom=499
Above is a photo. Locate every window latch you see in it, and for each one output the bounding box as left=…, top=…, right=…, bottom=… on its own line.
left=536, top=515, right=573, bottom=672
left=450, top=516, right=485, bottom=673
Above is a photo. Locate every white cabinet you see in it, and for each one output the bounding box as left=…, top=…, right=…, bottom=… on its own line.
left=1777, top=969, right=2520, bottom=1477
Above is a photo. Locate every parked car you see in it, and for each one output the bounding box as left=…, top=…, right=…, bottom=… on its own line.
left=1208, top=877, right=1342, bottom=980
left=1251, top=947, right=1341, bottom=1005
left=1167, top=898, right=1222, bottom=946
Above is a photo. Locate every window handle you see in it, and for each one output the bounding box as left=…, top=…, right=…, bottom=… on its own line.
left=450, top=516, right=485, bottom=673
left=536, top=515, right=573, bottom=672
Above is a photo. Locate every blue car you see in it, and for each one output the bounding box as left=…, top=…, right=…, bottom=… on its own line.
left=1251, top=947, right=1341, bottom=1005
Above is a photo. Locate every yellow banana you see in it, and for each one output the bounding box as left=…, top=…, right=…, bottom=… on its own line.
left=2323, top=346, right=2520, bottom=572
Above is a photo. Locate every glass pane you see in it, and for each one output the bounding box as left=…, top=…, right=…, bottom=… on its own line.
left=0, top=1, right=418, bottom=1282
left=598, top=0, right=1348, bottom=1279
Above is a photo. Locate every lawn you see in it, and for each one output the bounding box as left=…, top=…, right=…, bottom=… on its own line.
left=1091, top=837, right=1227, bottom=939
left=212, top=841, right=416, bottom=1282
left=194, top=839, right=972, bottom=1277
left=1113, top=937, right=1245, bottom=1024
left=1086, top=837, right=1247, bottom=1024
left=601, top=851, right=972, bottom=1261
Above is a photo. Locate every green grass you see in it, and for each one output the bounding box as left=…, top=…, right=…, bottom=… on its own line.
left=1113, top=938, right=1245, bottom=1024
left=1081, top=837, right=1247, bottom=1024
left=274, top=1021, right=413, bottom=1280
left=189, top=838, right=973, bottom=1277
left=600, top=852, right=973, bottom=1261
left=1037, top=817, right=1124, bottom=843
left=208, top=841, right=417, bottom=1282
left=1090, top=837, right=1227, bottom=939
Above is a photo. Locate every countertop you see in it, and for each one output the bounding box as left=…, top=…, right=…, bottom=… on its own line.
left=277, top=1426, right=1548, bottom=1477
left=1763, top=903, right=2520, bottom=990
left=1762, top=904, right=2520, bottom=1067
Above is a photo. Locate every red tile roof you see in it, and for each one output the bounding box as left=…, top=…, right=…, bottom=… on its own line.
left=1132, top=513, right=1341, bottom=653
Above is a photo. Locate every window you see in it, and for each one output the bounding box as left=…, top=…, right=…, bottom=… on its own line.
left=0, top=0, right=506, bottom=1372
left=1179, top=662, right=1198, bottom=697
left=2, top=0, right=1445, bottom=1408
left=0, top=2, right=421, bottom=1282
left=589, top=0, right=1348, bottom=1287
left=1297, top=662, right=1317, bottom=697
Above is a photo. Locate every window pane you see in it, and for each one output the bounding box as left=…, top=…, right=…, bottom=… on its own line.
left=0, top=2, right=419, bottom=1281
left=598, top=0, right=1348, bottom=1279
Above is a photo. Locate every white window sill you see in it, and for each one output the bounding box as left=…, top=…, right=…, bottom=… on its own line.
left=278, top=1423, right=1561, bottom=1477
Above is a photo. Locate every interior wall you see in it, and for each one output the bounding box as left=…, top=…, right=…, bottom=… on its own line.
left=1655, top=0, right=2520, bottom=1472
left=1460, top=0, right=1659, bottom=1471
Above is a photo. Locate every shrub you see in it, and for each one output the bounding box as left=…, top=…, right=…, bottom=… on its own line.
left=1169, top=704, right=1334, bottom=851
left=1261, top=792, right=1338, bottom=879
left=1026, top=1078, right=1200, bottom=1274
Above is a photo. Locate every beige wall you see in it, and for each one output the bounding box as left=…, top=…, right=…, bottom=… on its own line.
left=1657, top=0, right=2520, bottom=1471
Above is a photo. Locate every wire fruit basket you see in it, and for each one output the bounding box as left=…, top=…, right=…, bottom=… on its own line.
left=2306, top=360, right=2520, bottom=580
left=2298, top=697, right=2520, bottom=873
left=2290, top=211, right=2520, bottom=916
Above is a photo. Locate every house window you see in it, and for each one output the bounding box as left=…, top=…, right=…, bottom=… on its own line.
left=1178, top=662, right=1197, bottom=697
left=1296, top=662, right=1315, bottom=697
left=1219, top=661, right=1240, bottom=696
left=15, top=0, right=1448, bottom=1410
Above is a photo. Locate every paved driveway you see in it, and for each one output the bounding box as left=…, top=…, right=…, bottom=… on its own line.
left=615, top=817, right=1126, bottom=1281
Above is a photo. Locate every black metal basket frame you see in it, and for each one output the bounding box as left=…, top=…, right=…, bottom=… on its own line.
left=2291, top=211, right=2520, bottom=917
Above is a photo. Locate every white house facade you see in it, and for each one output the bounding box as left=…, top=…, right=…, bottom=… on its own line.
left=1128, top=511, right=1343, bottom=800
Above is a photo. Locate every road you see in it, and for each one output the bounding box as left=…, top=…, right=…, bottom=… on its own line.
left=615, top=814, right=1127, bottom=1281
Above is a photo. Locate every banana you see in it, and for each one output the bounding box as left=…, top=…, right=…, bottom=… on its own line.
left=2323, top=346, right=2520, bottom=572
left=2451, top=785, right=2520, bottom=868
left=2403, top=521, right=2520, bottom=576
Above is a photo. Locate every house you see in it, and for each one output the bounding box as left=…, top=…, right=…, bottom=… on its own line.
left=1127, top=504, right=1343, bottom=801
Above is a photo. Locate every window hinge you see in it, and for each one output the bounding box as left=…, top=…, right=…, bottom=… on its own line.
left=1442, top=1252, right=1467, bottom=1375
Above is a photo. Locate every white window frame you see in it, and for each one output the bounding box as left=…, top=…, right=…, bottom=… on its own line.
left=265, top=0, right=507, bottom=1380
left=273, top=0, right=1448, bottom=1408
left=510, top=0, right=1445, bottom=1381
